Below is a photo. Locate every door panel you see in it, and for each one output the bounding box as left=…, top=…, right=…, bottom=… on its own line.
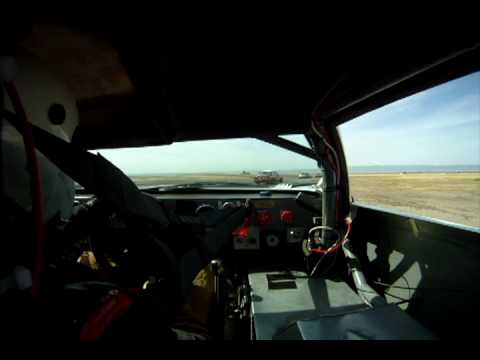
left=351, top=203, right=480, bottom=339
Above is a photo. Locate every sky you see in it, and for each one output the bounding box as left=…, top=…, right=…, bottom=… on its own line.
left=94, top=135, right=317, bottom=175
left=95, top=72, right=480, bottom=175
left=339, top=71, right=480, bottom=168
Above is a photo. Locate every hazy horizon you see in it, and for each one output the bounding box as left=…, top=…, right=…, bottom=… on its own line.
left=126, top=164, right=480, bottom=176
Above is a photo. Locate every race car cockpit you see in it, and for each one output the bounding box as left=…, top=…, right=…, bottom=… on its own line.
left=1, top=19, right=479, bottom=341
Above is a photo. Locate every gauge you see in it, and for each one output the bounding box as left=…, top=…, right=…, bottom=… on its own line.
left=222, top=201, right=236, bottom=209
left=195, top=203, right=216, bottom=214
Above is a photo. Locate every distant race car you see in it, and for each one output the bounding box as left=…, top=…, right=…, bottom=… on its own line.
left=298, top=172, right=312, bottom=179
left=254, top=170, right=283, bottom=185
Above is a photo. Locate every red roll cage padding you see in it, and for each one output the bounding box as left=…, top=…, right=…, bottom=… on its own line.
left=4, top=82, right=45, bottom=298
left=79, top=292, right=135, bottom=341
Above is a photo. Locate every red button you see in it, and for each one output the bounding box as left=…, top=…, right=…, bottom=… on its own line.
left=256, top=211, right=273, bottom=226
left=233, top=217, right=252, bottom=238
left=280, top=210, right=294, bottom=224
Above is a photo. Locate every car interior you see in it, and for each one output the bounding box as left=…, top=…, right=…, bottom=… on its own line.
left=1, top=19, right=479, bottom=341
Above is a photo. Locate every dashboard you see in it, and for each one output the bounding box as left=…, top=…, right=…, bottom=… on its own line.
left=75, top=189, right=322, bottom=261
left=154, top=190, right=322, bottom=253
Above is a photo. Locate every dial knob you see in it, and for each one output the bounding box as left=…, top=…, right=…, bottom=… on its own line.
left=265, top=234, right=280, bottom=247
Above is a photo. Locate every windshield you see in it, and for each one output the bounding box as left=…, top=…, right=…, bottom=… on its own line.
left=90, top=135, right=321, bottom=189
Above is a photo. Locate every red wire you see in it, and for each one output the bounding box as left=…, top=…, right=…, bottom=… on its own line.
left=310, top=221, right=351, bottom=254
left=4, top=82, right=45, bottom=298
left=310, top=247, right=329, bottom=254
left=312, top=118, right=350, bottom=238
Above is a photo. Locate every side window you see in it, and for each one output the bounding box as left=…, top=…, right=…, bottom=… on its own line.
left=338, top=72, right=480, bottom=228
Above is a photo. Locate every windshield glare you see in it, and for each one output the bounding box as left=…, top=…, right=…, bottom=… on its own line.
left=90, top=136, right=321, bottom=188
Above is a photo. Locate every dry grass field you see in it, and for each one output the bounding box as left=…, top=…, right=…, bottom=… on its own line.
left=131, top=172, right=480, bottom=228
left=349, top=172, right=480, bottom=227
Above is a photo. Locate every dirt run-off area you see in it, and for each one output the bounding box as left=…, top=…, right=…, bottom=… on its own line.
left=349, top=172, right=480, bottom=228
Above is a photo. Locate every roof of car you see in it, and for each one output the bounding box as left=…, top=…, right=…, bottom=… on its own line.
left=12, top=20, right=480, bottom=149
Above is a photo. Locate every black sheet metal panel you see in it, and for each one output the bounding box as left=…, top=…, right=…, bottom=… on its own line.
left=248, top=271, right=369, bottom=340
left=274, top=304, right=435, bottom=340
left=350, top=204, right=480, bottom=339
